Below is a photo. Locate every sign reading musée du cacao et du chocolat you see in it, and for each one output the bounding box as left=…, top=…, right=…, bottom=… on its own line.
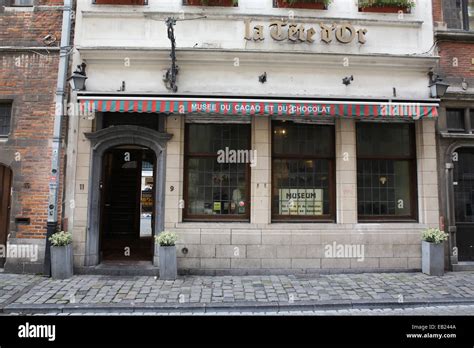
left=244, top=20, right=367, bottom=44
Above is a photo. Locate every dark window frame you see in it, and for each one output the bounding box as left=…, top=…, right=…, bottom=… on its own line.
left=356, top=122, right=418, bottom=222
left=446, top=108, right=473, bottom=134
left=447, top=108, right=467, bottom=133
left=462, top=0, right=474, bottom=30
left=0, top=102, right=13, bottom=138
left=183, top=123, right=251, bottom=222
left=271, top=121, right=336, bottom=223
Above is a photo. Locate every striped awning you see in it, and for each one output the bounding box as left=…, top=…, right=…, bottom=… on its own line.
left=78, top=97, right=438, bottom=120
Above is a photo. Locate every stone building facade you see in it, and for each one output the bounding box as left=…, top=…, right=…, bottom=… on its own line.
left=433, top=0, right=474, bottom=270
left=0, top=0, right=68, bottom=273
left=66, top=0, right=440, bottom=275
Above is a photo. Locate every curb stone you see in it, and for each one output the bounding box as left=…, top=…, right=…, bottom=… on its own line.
left=3, top=297, right=474, bottom=314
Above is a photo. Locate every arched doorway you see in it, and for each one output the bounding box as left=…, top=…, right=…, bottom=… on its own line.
left=100, top=145, right=156, bottom=262
left=85, top=125, right=172, bottom=266
left=0, top=164, right=12, bottom=267
left=452, top=147, right=474, bottom=261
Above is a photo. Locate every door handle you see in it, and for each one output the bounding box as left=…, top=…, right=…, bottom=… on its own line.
left=105, top=203, right=111, bottom=207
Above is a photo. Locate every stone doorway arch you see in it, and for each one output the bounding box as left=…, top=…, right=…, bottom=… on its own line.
left=84, top=125, right=172, bottom=266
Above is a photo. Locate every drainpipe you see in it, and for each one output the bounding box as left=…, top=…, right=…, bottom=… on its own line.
left=43, top=0, right=73, bottom=276
left=445, top=162, right=457, bottom=268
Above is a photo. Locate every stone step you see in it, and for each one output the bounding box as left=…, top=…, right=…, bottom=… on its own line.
left=75, top=262, right=159, bottom=276
left=452, top=262, right=474, bottom=272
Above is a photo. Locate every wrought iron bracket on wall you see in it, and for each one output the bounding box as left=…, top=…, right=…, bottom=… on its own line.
left=164, top=17, right=179, bottom=93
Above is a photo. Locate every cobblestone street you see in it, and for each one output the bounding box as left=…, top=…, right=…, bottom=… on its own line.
left=0, top=271, right=473, bottom=315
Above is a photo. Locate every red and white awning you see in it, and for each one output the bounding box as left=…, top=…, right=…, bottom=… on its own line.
left=78, top=96, right=438, bottom=120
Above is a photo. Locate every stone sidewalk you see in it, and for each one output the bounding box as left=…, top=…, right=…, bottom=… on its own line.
left=1, top=271, right=473, bottom=314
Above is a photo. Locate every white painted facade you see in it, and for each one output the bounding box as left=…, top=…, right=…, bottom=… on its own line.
left=66, top=0, right=440, bottom=274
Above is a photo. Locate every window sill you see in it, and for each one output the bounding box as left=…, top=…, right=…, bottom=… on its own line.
left=357, top=219, right=418, bottom=223
left=435, top=30, right=474, bottom=42
left=440, top=132, right=474, bottom=139
left=3, top=6, right=34, bottom=12
left=271, top=219, right=335, bottom=223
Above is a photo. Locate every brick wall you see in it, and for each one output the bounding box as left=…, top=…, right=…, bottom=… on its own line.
left=438, top=41, right=474, bottom=85
left=0, top=2, right=63, bottom=47
left=0, top=0, right=66, bottom=243
left=432, top=0, right=443, bottom=24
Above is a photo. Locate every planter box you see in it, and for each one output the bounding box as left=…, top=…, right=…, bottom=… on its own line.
left=422, top=241, right=444, bottom=276
left=359, top=6, right=410, bottom=13
left=185, top=0, right=236, bottom=6
left=275, top=0, right=326, bottom=9
left=51, top=244, right=73, bottom=280
left=159, top=245, right=177, bottom=280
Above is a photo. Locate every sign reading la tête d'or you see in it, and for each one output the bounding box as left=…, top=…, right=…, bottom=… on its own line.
left=244, top=20, right=367, bottom=44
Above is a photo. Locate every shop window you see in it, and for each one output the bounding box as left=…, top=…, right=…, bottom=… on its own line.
left=447, top=109, right=466, bottom=133
left=184, top=124, right=250, bottom=221
left=272, top=121, right=335, bottom=222
left=356, top=122, right=417, bottom=221
left=0, top=104, right=12, bottom=137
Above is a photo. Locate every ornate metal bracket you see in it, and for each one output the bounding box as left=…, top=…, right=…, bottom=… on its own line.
left=165, top=17, right=179, bottom=93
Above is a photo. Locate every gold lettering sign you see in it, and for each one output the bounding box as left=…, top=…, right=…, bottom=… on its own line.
left=244, top=20, right=367, bottom=45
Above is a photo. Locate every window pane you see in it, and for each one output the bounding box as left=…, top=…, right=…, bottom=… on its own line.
left=447, top=109, right=465, bottom=132
left=357, top=159, right=412, bottom=217
left=273, top=122, right=334, bottom=157
left=12, top=0, right=33, bottom=5
left=187, top=159, right=247, bottom=216
left=357, top=122, right=413, bottom=158
left=272, top=159, right=331, bottom=216
left=469, top=0, right=474, bottom=30
left=470, top=110, right=474, bottom=132
left=186, top=124, right=250, bottom=218
left=0, top=104, right=12, bottom=136
left=188, top=124, right=249, bottom=154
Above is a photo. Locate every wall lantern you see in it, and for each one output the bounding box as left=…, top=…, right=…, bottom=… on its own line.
left=428, top=71, right=449, bottom=98
left=68, top=63, right=87, bottom=91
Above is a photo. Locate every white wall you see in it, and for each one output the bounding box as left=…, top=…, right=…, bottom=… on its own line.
left=73, top=0, right=437, bottom=99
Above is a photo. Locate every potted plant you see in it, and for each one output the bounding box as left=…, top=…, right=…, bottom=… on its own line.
left=185, top=0, right=238, bottom=7
left=155, top=231, right=178, bottom=280
left=421, top=228, right=448, bottom=276
left=359, top=0, right=415, bottom=13
left=49, top=231, right=73, bottom=280
left=275, top=0, right=332, bottom=10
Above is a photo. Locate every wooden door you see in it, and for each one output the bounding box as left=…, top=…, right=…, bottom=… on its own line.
left=101, top=149, right=142, bottom=238
left=0, top=165, right=12, bottom=266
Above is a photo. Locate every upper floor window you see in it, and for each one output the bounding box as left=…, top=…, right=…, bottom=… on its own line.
left=445, top=0, right=474, bottom=30
left=10, top=0, right=34, bottom=6
left=93, top=0, right=147, bottom=5
left=0, top=104, right=12, bottom=137
left=446, top=108, right=474, bottom=133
